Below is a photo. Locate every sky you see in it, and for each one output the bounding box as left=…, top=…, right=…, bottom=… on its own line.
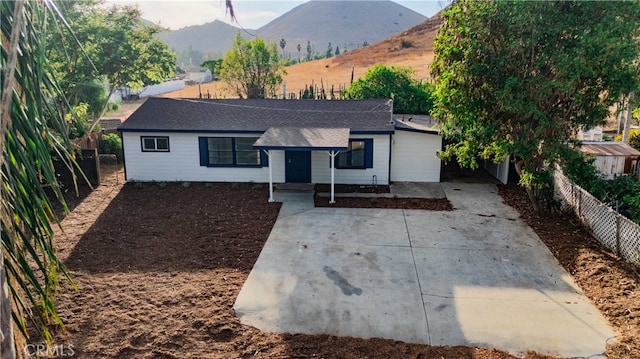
left=104, top=0, right=449, bottom=30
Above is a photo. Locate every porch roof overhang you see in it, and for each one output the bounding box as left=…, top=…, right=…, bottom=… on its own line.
left=253, top=127, right=350, bottom=151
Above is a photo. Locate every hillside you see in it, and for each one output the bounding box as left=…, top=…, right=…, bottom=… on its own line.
left=161, top=12, right=442, bottom=99
left=156, top=20, right=248, bottom=62
left=281, top=12, right=442, bottom=94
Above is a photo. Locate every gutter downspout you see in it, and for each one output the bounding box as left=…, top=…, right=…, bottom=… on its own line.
left=388, top=99, right=394, bottom=185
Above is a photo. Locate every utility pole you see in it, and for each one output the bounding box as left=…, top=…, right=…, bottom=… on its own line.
left=622, top=92, right=635, bottom=144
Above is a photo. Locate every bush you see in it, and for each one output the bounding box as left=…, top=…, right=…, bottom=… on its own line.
left=562, top=149, right=640, bottom=223
left=343, top=65, right=434, bottom=115
left=614, top=128, right=640, bottom=151
left=400, top=39, right=413, bottom=49
left=98, top=133, right=123, bottom=160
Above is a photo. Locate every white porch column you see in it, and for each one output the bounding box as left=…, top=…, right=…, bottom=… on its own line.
left=264, top=150, right=274, bottom=202
left=328, top=151, right=338, bottom=204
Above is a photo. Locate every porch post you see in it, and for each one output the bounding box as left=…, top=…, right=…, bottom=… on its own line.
left=265, top=150, right=274, bottom=202
left=328, top=151, right=337, bottom=204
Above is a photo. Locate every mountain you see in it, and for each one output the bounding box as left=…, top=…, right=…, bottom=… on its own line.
left=257, top=0, right=426, bottom=55
left=156, top=20, right=251, bottom=65
left=155, top=0, right=426, bottom=64
left=280, top=12, right=443, bottom=94
left=160, top=11, right=443, bottom=99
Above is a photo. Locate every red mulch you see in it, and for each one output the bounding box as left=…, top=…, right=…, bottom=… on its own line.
left=315, top=194, right=453, bottom=210
left=315, top=184, right=391, bottom=193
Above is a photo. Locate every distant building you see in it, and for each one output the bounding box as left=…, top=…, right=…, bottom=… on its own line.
left=579, top=141, right=640, bottom=179
left=577, top=126, right=604, bottom=142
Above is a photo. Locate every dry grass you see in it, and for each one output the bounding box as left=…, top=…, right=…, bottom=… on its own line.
left=161, top=14, right=441, bottom=99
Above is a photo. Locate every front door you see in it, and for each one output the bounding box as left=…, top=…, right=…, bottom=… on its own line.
left=285, top=151, right=312, bottom=183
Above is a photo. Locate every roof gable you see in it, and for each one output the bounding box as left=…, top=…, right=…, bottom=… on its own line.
left=118, top=97, right=394, bottom=133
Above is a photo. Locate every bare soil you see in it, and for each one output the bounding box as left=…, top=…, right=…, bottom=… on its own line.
left=42, top=168, right=637, bottom=358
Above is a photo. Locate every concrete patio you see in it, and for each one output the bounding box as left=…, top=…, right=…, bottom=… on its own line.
left=234, top=182, right=616, bottom=358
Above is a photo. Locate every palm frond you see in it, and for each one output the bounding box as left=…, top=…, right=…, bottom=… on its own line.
left=1, top=0, right=78, bottom=353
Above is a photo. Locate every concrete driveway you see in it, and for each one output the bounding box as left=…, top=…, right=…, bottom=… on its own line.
left=234, top=183, right=616, bottom=358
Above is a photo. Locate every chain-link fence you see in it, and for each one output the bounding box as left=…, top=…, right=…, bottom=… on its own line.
left=554, top=171, right=640, bottom=266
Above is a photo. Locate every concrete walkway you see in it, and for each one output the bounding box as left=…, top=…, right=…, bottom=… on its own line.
left=234, top=183, right=616, bottom=358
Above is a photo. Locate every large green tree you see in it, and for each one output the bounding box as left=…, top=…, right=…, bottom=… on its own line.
left=344, top=65, right=434, bottom=115
left=431, top=0, right=640, bottom=211
left=49, top=1, right=176, bottom=124
left=220, top=33, right=285, bottom=99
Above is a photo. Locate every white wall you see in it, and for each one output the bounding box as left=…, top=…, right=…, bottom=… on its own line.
left=124, top=132, right=407, bottom=185
left=390, top=131, right=442, bottom=182
left=593, top=155, right=628, bottom=179
left=481, top=156, right=510, bottom=185
left=311, top=135, right=391, bottom=185
left=138, top=80, right=185, bottom=98
left=122, top=132, right=285, bottom=182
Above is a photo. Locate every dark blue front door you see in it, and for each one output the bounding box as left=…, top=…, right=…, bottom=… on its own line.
left=285, top=151, right=311, bottom=183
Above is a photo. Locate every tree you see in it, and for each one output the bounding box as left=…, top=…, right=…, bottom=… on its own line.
left=335, top=46, right=340, bottom=56
left=2, top=0, right=80, bottom=354
left=279, top=38, right=286, bottom=58
left=326, top=42, right=333, bottom=58
left=219, top=33, right=285, bottom=99
left=49, top=2, right=176, bottom=127
left=296, top=43, right=302, bottom=63
left=306, top=40, right=312, bottom=61
left=200, top=59, right=224, bottom=79
left=344, top=65, right=434, bottom=115
left=431, top=0, right=640, bottom=212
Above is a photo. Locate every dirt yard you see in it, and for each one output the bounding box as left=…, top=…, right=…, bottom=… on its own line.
left=40, top=168, right=639, bottom=358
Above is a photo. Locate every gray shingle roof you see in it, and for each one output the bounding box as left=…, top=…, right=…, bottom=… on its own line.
left=393, top=114, right=439, bottom=134
left=254, top=127, right=350, bottom=150
left=118, top=97, right=394, bottom=133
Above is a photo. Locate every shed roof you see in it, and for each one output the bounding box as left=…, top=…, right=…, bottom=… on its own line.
left=254, top=127, right=350, bottom=151
left=579, top=142, right=640, bottom=157
left=393, top=114, right=439, bottom=134
left=118, top=97, right=394, bottom=134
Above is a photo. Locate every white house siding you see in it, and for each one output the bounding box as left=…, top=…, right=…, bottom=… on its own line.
left=390, top=131, right=442, bottom=182
left=481, top=157, right=510, bottom=185
left=311, top=135, right=391, bottom=185
left=122, top=132, right=285, bottom=182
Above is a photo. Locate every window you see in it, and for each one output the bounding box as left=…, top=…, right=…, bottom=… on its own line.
left=207, top=138, right=234, bottom=165
left=336, top=139, right=373, bottom=169
left=141, top=136, right=169, bottom=152
left=199, top=137, right=265, bottom=167
left=334, top=139, right=373, bottom=169
left=235, top=137, right=261, bottom=165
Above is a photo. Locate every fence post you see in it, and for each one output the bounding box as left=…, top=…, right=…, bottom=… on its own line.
left=577, top=188, right=582, bottom=219
left=616, top=216, right=621, bottom=257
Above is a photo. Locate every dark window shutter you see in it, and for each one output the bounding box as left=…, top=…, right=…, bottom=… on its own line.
left=260, top=150, right=269, bottom=167
left=364, top=139, right=374, bottom=168
left=199, top=137, right=208, bottom=166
